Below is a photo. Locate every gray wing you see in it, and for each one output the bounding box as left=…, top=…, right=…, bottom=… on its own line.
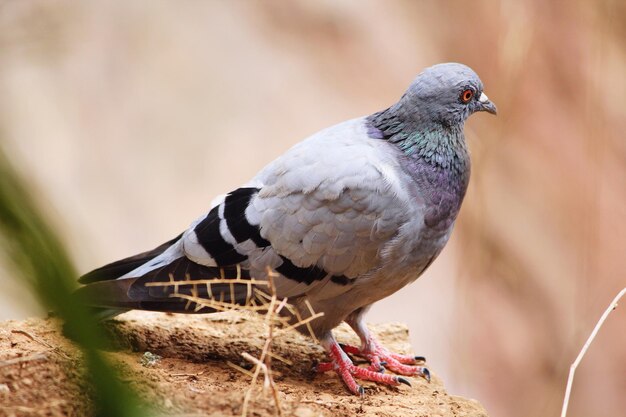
left=243, top=118, right=414, bottom=299
left=77, top=118, right=417, bottom=312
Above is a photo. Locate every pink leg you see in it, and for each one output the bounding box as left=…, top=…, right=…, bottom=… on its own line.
left=344, top=308, right=431, bottom=381
left=315, top=335, right=411, bottom=396
left=339, top=340, right=430, bottom=380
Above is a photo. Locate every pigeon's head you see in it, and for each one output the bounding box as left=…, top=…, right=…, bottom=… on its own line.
left=399, top=63, right=497, bottom=126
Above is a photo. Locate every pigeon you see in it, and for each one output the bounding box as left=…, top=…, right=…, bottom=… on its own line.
left=77, top=62, right=497, bottom=395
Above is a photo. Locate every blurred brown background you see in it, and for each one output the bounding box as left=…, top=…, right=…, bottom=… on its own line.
left=0, top=1, right=624, bottom=416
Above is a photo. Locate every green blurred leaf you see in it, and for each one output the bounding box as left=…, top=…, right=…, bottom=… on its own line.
left=0, top=149, right=147, bottom=417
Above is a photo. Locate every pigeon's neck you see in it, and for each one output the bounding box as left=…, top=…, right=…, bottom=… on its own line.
left=366, top=107, right=471, bottom=231
left=365, top=107, right=470, bottom=175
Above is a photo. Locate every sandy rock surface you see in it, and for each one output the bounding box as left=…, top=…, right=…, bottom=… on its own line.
left=0, top=311, right=489, bottom=416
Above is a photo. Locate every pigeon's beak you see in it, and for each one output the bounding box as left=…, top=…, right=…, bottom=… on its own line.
left=478, top=92, right=497, bottom=115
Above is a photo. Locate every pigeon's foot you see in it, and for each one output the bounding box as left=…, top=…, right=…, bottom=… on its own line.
left=339, top=340, right=430, bottom=381
left=316, top=341, right=411, bottom=396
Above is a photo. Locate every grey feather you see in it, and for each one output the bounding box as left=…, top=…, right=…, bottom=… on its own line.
left=78, top=62, right=497, bottom=340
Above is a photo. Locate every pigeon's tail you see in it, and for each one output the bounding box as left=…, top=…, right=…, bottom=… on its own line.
left=79, top=233, right=185, bottom=284
left=76, top=240, right=265, bottom=315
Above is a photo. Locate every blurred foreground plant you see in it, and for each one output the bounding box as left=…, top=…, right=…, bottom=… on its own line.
left=0, top=149, right=146, bottom=417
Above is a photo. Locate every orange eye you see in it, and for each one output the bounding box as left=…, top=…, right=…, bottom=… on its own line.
left=460, top=89, right=474, bottom=103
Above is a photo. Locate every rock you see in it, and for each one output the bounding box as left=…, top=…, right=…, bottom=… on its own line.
left=0, top=311, right=490, bottom=416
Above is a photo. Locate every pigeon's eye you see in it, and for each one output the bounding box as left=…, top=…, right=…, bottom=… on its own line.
left=460, top=89, right=474, bottom=104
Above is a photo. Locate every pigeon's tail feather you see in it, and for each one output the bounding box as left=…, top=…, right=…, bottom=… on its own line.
left=89, top=307, right=129, bottom=321
left=78, top=233, right=184, bottom=284
left=75, top=256, right=266, bottom=314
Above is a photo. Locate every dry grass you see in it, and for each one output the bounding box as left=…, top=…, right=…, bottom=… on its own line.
left=561, top=287, right=626, bottom=417
left=149, top=267, right=324, bottom=417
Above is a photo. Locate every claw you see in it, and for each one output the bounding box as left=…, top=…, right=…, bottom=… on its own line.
left=396, top=376, right=411, bottom=387
left=322, top=337, right=431, bottom=395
